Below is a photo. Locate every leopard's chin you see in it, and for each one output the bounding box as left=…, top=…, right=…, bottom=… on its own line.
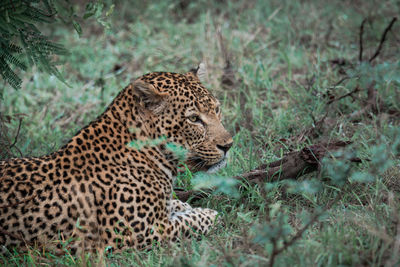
left=184, top=152, right=229, bottom=173
left=205, top=152, right=229, bottom=174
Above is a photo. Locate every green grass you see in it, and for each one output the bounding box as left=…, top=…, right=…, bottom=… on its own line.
left=1, top=0, right=400, bottom=266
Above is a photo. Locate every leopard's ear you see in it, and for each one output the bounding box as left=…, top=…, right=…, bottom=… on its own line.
left=187, top=62, right=207, bottom=82
left=132, top=80, right=168, bottom=113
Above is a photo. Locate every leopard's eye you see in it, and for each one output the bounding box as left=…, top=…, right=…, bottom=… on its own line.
left=188, top=115, right=201, bottom=123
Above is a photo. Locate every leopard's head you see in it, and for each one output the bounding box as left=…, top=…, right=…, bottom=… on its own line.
left=132, top=64, right=233, bottom=173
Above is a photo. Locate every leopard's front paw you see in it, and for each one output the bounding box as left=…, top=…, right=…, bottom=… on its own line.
left=194, top=207, right=222, bottom=226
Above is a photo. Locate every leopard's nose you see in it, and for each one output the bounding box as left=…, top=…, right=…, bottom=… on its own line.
left=216, top=142, right=233, bottom=154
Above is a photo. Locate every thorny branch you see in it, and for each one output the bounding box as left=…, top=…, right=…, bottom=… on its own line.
left=268, top=192, right=343, bottom=267
left=324, top=17, right=397, bottom=122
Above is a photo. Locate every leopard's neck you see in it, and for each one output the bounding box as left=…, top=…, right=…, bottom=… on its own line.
left=60, top=83, right=179, bottom=178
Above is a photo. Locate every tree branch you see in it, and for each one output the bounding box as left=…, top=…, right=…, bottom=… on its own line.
left=269, top=192, right=342, bottom=265
left=359, top=18, right=367, bottom=62
left=369, top=17, right=397, bottom=63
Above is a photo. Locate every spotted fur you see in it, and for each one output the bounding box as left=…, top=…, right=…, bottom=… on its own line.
left=0, top=67, right=233, bottom=253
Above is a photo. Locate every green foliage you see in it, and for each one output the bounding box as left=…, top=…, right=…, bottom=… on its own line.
left=127, top=135, right=188, bottom=162
left=1, top=0, right=400, bottom=266
left=0, top=0, right=67, bottom=92
left=251, top=203, right=293, bottom=248
left=322, top=151, right=354, bottom=186
left=165, top=142, right=187, bottom=161
left=83, top=1, right=114, bottom=30
left=192, top=172, right=239, bottom=198
left=0, top=0, right=114, bottom=94
left=127, top=135, right=167, bottom=150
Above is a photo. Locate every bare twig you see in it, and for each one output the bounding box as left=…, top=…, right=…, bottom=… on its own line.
left=332, top=76, right=351, bottom=87
left=269, top=239, right=277, bottom=267
left=291, top=113, right=329, bottom=144
left=269, top=192, right=342, bottom=265
left=175, top=141, right=360, bottom=202
left=0, top=114, right=24, bottom=158
left=329, top=58, right=352, bottom=67
left=359, top=18, right=367, bottom=62
left=327, top=86, right=360, bottom=105
left=369, top=17, right=397, bottom=63
left=9, top=117, right=23, bottom=156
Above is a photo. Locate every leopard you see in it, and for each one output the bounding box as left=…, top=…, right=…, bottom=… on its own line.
left=0, top=64, right=233, bottom=254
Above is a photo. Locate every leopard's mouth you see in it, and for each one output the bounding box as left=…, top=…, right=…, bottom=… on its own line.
left=205, top=155, right=228, bottom=174
left=184, top=152, right=229, bottom=173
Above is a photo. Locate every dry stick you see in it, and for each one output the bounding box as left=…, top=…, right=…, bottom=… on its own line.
left=9, top=117, right=23, bottom=156
left=369, top=17, right=397, bottom=63
left=329, top=17, right=397, bottom=121
left=331, top=75, right=353, bottom=88
left=359, top=18, right=367, bottom=62
left=327, top=85, right=360, bottom=105
left=0, top=115, right=23, bottom=157
left=175, top=141, right=358, bottom=202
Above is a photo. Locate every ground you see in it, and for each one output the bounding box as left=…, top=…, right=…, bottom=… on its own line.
left=1, top=0, right=400, bottom=266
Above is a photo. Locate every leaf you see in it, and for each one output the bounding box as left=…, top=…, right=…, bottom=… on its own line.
left=269, top=201, right=281, bottom=218
left=350, top=172, right=374, bottom=183
left=83, top=2, right=97, bottom=19
left=237, top=212, right=254, bottom=223
left=106, top=4, right=115, bottom=17
left=370, top=144, right=393, bottom=173
left=127, top=136, right=168, bottom=151
left=72, top=20, right=82, bottom=36
left=165, top=142, right=187, bottom=161
left=84, top=2, right=104, bottom=19
left=285, top=179, right=322, bottom=195
left=192, top=172, right=239, bottom=198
